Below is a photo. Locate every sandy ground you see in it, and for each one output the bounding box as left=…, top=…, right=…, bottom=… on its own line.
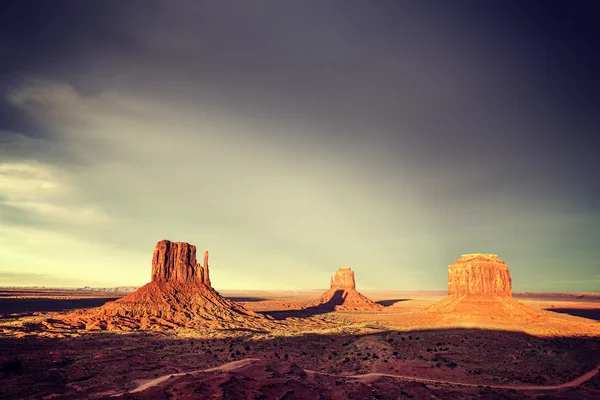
left=128, top=357, right=599, bottom=394
left=1, top=288, right=599, bottom=399
left=127, top=358, right=261, bottom=394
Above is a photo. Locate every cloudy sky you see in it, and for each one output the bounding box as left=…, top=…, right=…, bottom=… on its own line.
left=1, top=1, right=599, bottom=291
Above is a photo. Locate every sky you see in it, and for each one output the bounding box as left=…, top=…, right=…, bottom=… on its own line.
left=0, top=1, right=599, bottom=292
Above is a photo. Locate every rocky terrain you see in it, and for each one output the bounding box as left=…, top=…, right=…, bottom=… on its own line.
left=1, top=249, right=599, bottom=399
left=1, top=323, right=598, bottom=399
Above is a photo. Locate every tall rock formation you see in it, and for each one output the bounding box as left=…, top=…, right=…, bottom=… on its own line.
left=448, top=254, right=512, bottom=297
left=62, top=240, right=266, bottom=331
left=202, top=250, right=211, bottom=287
left=330, top=267, right=356, bottom=290
left=428, top=253, right=543, bottom=322
left=151, top=240, right=206, bottom=284
left=316, top=267, right=382, bottom=312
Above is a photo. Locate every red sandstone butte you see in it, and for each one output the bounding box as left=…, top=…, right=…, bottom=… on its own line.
left=428, top=253, right=544, bottom=322
left=330, top=267, right=356, bottom=290
left=151, top=240, right=205, bottom=284
left=448, top=254, right=512, bottom=297
left=62, top=240, right=265, bottom=331
left=316, top=267, right=382, bottom=311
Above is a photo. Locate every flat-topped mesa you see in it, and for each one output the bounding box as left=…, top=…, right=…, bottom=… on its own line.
left=427, top=253, right=544, bottom=321
left=448, top=253, right=512, bottom=297
left=151, top=240, right=209, bottom=285
left=330, top=266, right=356, bottom=290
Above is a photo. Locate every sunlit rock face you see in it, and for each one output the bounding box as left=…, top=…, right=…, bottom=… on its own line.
left=329, top=266, right=356, bottom=290
left=151, top=240, right=205, bottom=284
left=151, top=240, right=211, bottom=286
left=201, top=250, right=211, bottom=286
left=427, top=254, right=544, bottom=322
left=448, top=254, right=512, bottom=297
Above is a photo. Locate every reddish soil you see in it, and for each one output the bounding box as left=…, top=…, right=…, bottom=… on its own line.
left=1, top=288, right=599, bottom=399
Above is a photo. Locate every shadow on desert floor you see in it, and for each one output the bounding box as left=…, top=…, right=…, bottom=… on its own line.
left=258, top=290, right=348, bottom=320
left=261, top=296, right=414, bottom=319
left=545, top=308, right=600, bottom=322
left=223, top=297, right=269, bottom=303
left=257, top=309, right=331, bottom=320
left=376, top=299, right=411, bottom=306
left=0, top=297, right=120, bottom=317
left=1, top=327, right=599, bottom=399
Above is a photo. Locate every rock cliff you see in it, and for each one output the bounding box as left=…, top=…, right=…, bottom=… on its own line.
left=329, top=267, right=356, bottom=290
left=151, top=240, right=206, bottom=284
left=448, top=254, right=512, bottom=297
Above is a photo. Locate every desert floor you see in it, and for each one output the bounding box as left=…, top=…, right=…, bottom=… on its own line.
left=0, top=288, right=599, bottom=399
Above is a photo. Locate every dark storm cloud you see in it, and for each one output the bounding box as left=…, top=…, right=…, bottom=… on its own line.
left=1, top=1, right=599, bottom=290
left=4, top=1, right=598, bottom=188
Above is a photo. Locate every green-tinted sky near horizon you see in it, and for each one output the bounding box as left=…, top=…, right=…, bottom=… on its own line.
left=0, top=2, right=599, bottom=292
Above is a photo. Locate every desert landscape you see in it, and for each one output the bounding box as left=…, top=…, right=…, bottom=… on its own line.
left=1, top=241, right=598, bottom=399
left=2, top=2, right=600, bottom=399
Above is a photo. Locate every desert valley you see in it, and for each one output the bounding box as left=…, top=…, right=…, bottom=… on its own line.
left=1, top=240, right=598, bottom=400
left=3, top=2, right=599, bottom=399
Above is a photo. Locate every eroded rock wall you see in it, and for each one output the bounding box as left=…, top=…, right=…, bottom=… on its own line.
left=448, top=254, right=512, bottom=297
left=330, top=267, right=356, bottom=290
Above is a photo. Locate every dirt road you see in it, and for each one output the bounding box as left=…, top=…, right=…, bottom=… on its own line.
left=126, top=358, right=260, bottom=394
left=122, top=358, right=599, bottom=395
left=346, top=364, right=600, bottom=391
